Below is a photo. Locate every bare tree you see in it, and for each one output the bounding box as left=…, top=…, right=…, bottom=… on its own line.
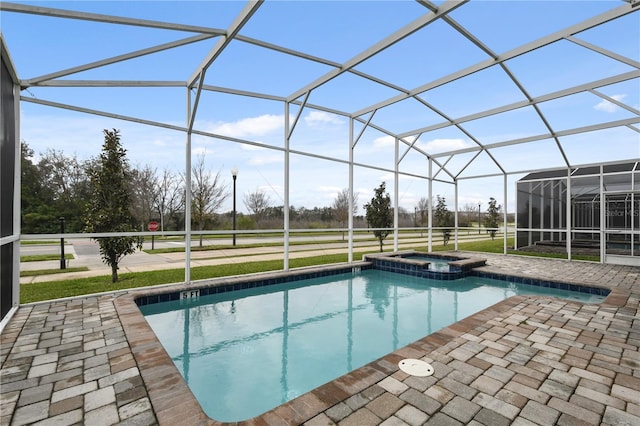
left=416, top=197, right=430, bottom=236
left=243, top=188, right=271, bottom=227
left=462, top=202, right=480, bottom=229
left=156, top=168, right=183, bottom=231
left=188, top=153, right=229, bottom=246
left=130, top=164, right=158, bottom=229
left=332, top=188, right=358, bottom=240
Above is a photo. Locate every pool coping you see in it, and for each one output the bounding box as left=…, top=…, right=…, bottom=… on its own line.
left=113, top=259, right=630, bottom=425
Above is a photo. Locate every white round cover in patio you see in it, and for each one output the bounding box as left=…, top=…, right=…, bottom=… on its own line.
left=398, top=359, right=434, bottom=377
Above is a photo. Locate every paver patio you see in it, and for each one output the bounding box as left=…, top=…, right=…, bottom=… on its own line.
left=1, top=253, right=639, bottom=425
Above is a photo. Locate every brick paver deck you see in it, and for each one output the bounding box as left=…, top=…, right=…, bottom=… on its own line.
left=1, top=253, right=639, bottom=425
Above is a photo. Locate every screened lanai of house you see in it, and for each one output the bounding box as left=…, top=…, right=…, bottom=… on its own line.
left=1, top=0, right=639, bottom=320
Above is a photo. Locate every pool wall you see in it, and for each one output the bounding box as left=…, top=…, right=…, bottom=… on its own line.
left=134, top=262, right=374, bottom=307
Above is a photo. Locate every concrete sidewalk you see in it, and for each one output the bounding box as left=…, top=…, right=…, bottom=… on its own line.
left=19, top=239, right=440, bottom=284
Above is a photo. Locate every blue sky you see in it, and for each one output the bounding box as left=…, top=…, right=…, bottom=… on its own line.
left=2, top=1, right=639, bottom=215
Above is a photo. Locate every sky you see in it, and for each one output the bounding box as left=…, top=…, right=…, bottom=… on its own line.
left=2, top=0, right=639, bottom=215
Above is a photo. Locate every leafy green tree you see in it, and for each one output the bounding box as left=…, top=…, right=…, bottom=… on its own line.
left=38, top=148, right=92, bottom=232
left=21, top=142, right=56, bottom=233
left=85, top=129, right=142, bottom=283
left=364, top=182, right=393, bottom=252
left=484, top=197, right=502, bottom=240
left=434, top=195, right=453, bottom=245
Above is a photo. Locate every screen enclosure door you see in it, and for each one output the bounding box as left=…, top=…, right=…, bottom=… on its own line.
left=603, top=192, right=639, bottom=266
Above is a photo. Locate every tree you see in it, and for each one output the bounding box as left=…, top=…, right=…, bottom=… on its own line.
left=21, top=142, right=56, bottom=233
left=156, top=168, right=183, bottom=231
left=364, top=182, right=393, bottom=252
left=130, top=164, right=158, bottom=230
left=461, top=202, right=479, bottom=228
left=21, top=143, right=92, bottom=233
left=434, top=195, right=453, bottom=246
left=416, top=197, right=429, bottom=236
left=332, top=188, right=358, bottom=240
left=85, top=129, right=142, bottom=283
left=189, top=152, right=229, bottom=246
left=484, top=197, right=502, bottom=240
left=243, top=188, right=271, bottom=226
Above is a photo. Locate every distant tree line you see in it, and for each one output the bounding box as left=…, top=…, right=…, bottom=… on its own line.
left=21, top=141, right=374, bottom=235
left=21, top=140, right=510, bottom=239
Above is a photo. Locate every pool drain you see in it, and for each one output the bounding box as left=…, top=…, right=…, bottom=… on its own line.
left=398, top=359, right=434, bottom=377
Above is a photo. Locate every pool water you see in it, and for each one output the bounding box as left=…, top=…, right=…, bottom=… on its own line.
left=403, top=254, right=452, bottom=271
left=140, top=270, right=605, bottom=422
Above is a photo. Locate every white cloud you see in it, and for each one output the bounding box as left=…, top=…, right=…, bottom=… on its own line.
left=379, top=172, right=395, bottom=182
left=206, top=114, right=284, bottom=138
left=192, top=146, right=208, bottom=157
left=593, top=94, right=627, bottom=113
left=248, top=153, right=283, bottom=166
left=317, top=185, right=342, bottom=195
left=240, top=143, right=267, bottom=151
left=419, top=138, right=470, bottom=152
left=304, top=111, right=344, bottom=127
left=373, top=135, right=395, bottom=148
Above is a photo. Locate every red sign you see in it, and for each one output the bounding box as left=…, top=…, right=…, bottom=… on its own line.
left=147, top=221, right=159, bottom=232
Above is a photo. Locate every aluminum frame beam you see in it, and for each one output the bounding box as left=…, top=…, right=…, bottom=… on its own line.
left=0, top=2, right=226, bottom=35
left=287, top=0, right=467, bottom=103
left=187, top=0, right=263, bottom=88
left=355, top=3, right=637, bottom=118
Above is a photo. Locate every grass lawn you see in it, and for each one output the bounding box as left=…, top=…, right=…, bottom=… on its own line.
left=19, top=237, right=598, bottom=304
left=20, top=252, right=374, bottom=304
left=21, top=267, right=89, bottom=277
left=21, top=254, right=74, bottom=262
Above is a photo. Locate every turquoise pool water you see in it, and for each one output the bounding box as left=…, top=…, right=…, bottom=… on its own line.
left=402, top=254, right=452, bottom=271
left=140, top=270, right=605, bottom=422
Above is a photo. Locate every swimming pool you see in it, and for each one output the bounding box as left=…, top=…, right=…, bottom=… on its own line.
left=139, top=268, right=606, bottom=422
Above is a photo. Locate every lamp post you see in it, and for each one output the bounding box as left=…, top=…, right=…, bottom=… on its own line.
left=478, top=203, right=481, bottom=235
left=231, top=166, right=238, bottom=246
left=59, top=217, right=66, bottom=270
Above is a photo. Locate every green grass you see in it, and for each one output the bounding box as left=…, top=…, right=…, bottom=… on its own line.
left=21, top=267, right=89, bottom=277
left=19, top=235, right=598, bottom=304
left=20, top=254, right=74, bottom=262
left=429, top=238, right=508, bottom=253
left=19, top=252, right=377, bottom=304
